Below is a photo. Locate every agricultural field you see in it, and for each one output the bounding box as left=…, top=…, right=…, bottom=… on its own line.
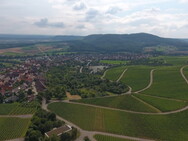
left=105, top=66, right=126, bottom=81
left=142, top=66, right=188, bottom=100
left=48, top=102, right=188, bottom=141
left=184, top=66, right=188, bottom=79
left=152, top=56, right=188, bottom=65
left=94, top=134, right=133, bottom=141
left=74, top=95, right=157, bottom=113
left=0, top=117, right=31, bottom=141
left=134, top=94, right=187, bottom=112
left=100, top=60, right=127, bottom=65
left=0, top=102, right=37, bottom=115
left=120, top=66, right=152, bottom=92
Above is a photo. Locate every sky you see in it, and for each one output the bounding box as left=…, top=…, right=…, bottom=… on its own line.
left=0, top=0, right=188, bottom=38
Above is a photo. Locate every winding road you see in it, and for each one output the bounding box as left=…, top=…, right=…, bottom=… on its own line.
left=101, top=69, right=108, bottom=80
left=134, top=69, right=155, bottom=93
left=41, top=65, right=188, bottom=141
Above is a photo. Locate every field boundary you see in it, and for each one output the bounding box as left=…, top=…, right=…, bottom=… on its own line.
left=131, top=95, right=161, bottom=113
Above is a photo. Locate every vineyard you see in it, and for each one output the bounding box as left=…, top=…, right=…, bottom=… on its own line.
left=0, top=102, right=38, bottom=115
left=0, top=117, right=30, bottom=141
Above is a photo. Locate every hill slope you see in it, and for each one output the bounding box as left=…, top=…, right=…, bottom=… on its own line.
left=68, top=33, right=188, bottom=53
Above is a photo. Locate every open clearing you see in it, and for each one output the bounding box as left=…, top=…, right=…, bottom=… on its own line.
left=48, top=102, right=188, bottom=141
left=94, top=134, right=133, bottom=141
left=142, top=66, right=188, bottom=100
left=74, top=95, right=157, bottom=113
left=120, top=66, right=152, bottom=92
left=105, top=66, right=126, bottom=81
left=0, top=117, right=30, bottom=141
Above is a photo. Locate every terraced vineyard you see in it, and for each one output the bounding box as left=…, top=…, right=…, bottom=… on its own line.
left=74, top=95, right=157, bottom=113
left=48, top=102, right=188, bottom=141
left=105, top=66, right=126, bottom=81
left=0, top=117, right=31, bottom=140
left=94, top=135, right=133, bottom=141
left=120, top=66, right=152, bottom=92
left=142, top=66, right=188, bottom=100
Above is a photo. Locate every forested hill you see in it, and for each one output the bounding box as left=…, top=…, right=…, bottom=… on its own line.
left=67, top=33, right=188, bottom=53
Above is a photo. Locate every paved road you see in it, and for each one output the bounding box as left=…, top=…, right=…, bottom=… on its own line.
left=135, top=69, right=155, bottom=93
left=116, top=68, right=127, bottom=82
left=80, top=66, right=83, bottom=73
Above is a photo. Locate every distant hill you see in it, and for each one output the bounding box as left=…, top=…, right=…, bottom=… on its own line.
left=67, top=33, right=188, bottom=53
left=53, top=35, right=83, bottom=41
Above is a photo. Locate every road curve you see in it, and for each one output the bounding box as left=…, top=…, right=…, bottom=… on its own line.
left=180, top=65, right=188, bottom=85
left=101, top=69, right=108, bottom=80
left=135, top=69, right=155, bottom=93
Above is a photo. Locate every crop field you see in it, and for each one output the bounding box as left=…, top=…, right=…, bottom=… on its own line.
left=184, top=66, right=188, bottom=79
left=0, top=117, right=30, bottom=141
left=48, top=102, right=188, bottom=141
left=105, top=66, right=126, bottom=81
left=100, top=60, right=127, bottom=65
left=120, top=66, right=152, bottom=92
left=134, top=94, right=187, bottom=112
left=142, top=66, right=188, bottom=100
left=0, top=103, right=37, bottom=115
left=94, top=134, right=133, bottom=141
left=74, top=95, right=157, bottom=113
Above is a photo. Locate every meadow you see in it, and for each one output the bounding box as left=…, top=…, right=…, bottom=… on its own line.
left=105, top=66, right=126, bottom=81
left=120, top=66, right=152, bottom=92
left=74, top=95, right=157, bottom=113
left=100, top=60, right=127, bottom=65
left=134, top=94, right=187, bottom=112
left=0, top=117, right=31, bottom=141
left=48, top=102, right=188, bottom=141
left=94, top=134, right=133, bottom=141
left=142, top=66, right=188, bottom=100
left=152, top=56, right=188, bottom=65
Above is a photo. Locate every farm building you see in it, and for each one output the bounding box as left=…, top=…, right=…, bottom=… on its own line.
left=45, top=124, right=72, bottom=138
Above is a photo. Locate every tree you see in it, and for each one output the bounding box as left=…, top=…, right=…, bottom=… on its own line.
left=27, top=89, right=33, bottom=95
left=0, top=93, right=3, bottom=103
left=60, top=133, right=71, bottom=141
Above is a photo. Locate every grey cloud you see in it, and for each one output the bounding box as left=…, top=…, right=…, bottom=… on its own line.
left=76, top=25, right=85, bottom=29
left=106, top=7, right=122, bottom=15
left=34, top=18, right=65, bottom=28
left=73, top=2, right=86, bottom=11
left=85, top=9, right=99, bottom=21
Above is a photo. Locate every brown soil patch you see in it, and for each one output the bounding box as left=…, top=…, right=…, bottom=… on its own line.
left=66, top=92, right=81, bottom=100
left=0, top=47, right=23, bottom=54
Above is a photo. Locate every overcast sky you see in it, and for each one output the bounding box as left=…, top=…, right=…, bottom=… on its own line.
left=0, top=0, right=188, bottom=38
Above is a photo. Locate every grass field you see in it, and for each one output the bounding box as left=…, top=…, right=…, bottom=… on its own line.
left=100, top=60, right=127, bottom=65
left=48, top=102, right=188, bottom=141
left=105, top=66, right=126, bottom=81
left=0, top=117, right=30, bottom=141
left=74, top=95, right=157, bottom=113
left=184, top=66, right=188, bottom=79
left=142, top=66, right=188, bottom=100
left=134, top=94, right=187, bottom=112
left=94, top=134, right=133, bottom=141
left=0, top=102, right=37, bottom=115
left=120, top=66, right=152, bottom=92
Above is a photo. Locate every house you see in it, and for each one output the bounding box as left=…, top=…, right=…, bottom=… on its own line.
left=45, top=125, right=72, bottom=138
